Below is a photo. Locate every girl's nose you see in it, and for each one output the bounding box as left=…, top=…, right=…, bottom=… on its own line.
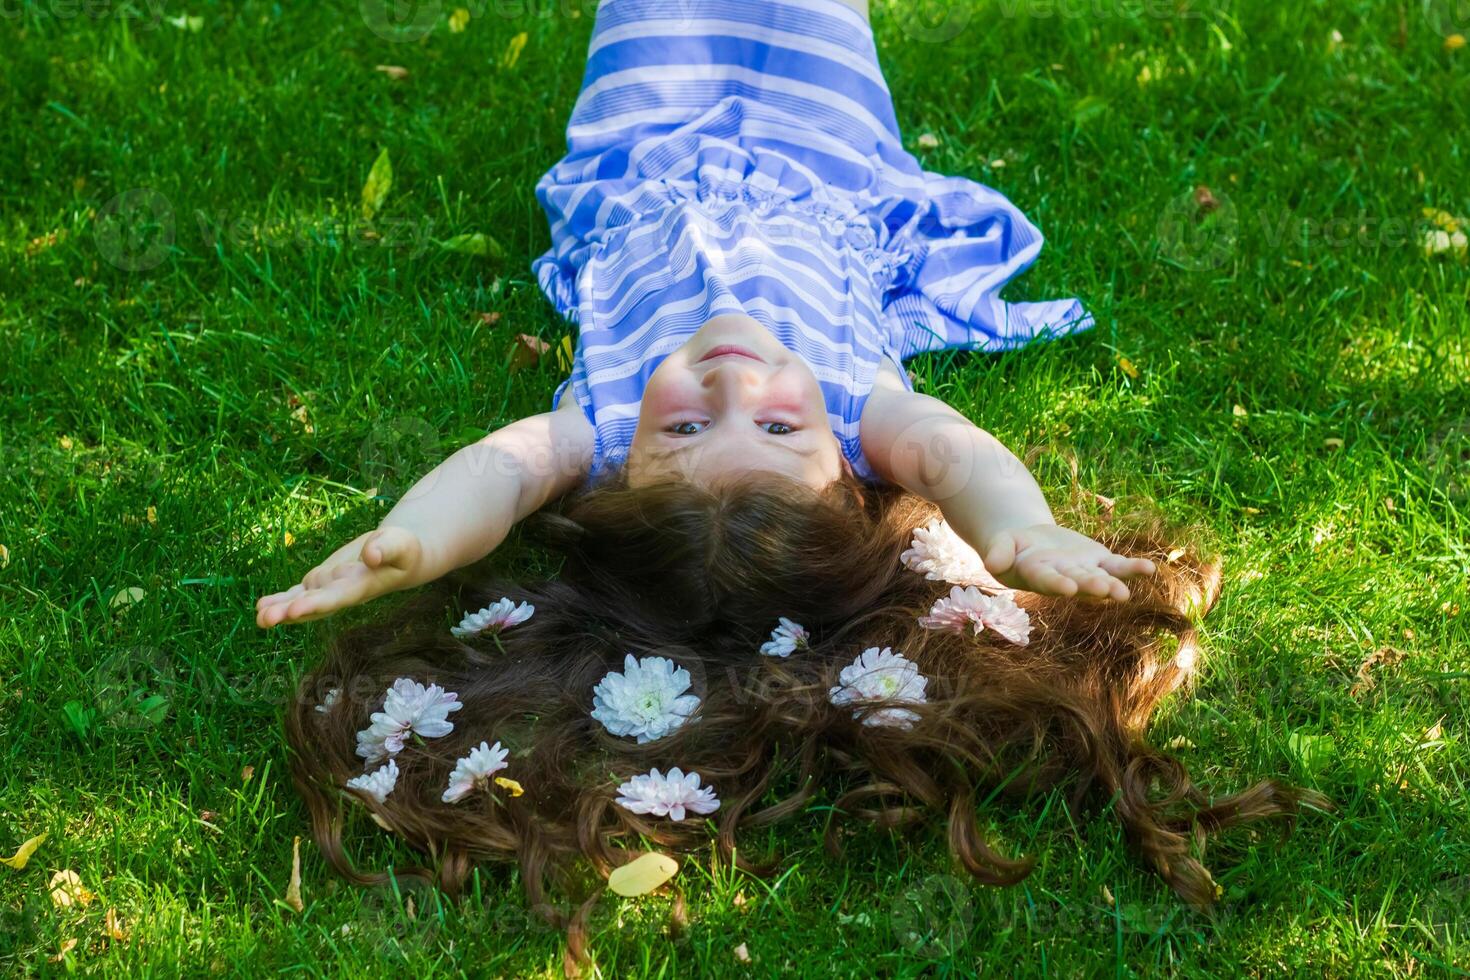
left=700, top=361, right=766, bottom=399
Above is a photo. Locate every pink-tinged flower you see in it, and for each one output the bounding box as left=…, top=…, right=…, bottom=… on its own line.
left=614, top=767, right=720, bottom=821
left=918, top=586, right=1032, bottom=646
left=346, top=760, right=399, bottom=804
left=452, top=598, right=535, bottom=638
left=759, top=617, right=809, bottom=657
left=827, top=647, right=929, bottom=730
left=900, top=519, right=1010, bottom=593
left=355, top=678, right=463, bottom=764
left=442, top=740, right=510, bottom=804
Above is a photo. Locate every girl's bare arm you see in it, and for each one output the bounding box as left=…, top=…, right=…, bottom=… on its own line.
left=858, top=363, right=1154, bottom=600
left=255, top=398, right=594, bottom=627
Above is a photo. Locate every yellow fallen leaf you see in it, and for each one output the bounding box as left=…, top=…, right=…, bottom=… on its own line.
left=1323, top=437, right=1344, bottom=449
left=374, top=64, right=410, bottom=81
left=145, top=505, right=157, bottom=525
left=1165, top=547, right=1186, bottom=562
left=0, top=832, right=47, bottom=869
left=0, top=543, right=9, bottom=567
left=494, top=776, right=523, bottom=797
left=49, top=869, right=95, bottom=909
left=48, top=938, right=78, bottom=963
left=1446, top=33, right=1466, bottom=52
left=608, top=852, right=679, bottom=897
left=283, top=531, right=295, bottom=548
left=1231, top=404, right=1247, bottom=417
left=284, top=835, right=304, bottom=913
left=448, top=7, right=469, bottom=32
left=361, top=148, right=393, bottom=222
left=556, top=334, right=575, bottom=373
left=501, top=31, right=528, bottom=69
left=1116, top=354, right=1139, bottom=379
left=733, top=942, right=752, bottom=964
left=241, top=765, right=255, bottom=783
left=104, top=906, right=128, bottom=941
left=110, top=586, right=146, bottom=611
left=59, top=435, right=74, bottom=450
left=916, top=132, right=939, bottom=150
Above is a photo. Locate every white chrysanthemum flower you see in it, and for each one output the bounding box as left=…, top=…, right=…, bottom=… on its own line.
left=900, top=519, right=1011, bottom=593
left=918, top=586, right=1032, bottom=646
left=591, top=654, right=700, bottom=744
left=346, top=759, right=399, bottom=804
left=759, top=617, right=809, bottom=657
left=355, top=677, right=463, bottom=763
left=315, top=687, right=341, bottom=713
left=828, top=647, right=929, bottom=730
left=442, top=740, right=510, bottom=803
left=451, top=597, right=535, bottom=638
left=614, top=767, right=720, bottom=821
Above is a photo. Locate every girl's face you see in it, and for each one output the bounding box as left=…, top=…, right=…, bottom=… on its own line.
left=627, top=315, right=846, bottom=488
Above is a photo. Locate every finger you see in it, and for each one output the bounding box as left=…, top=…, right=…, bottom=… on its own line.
left=1057, top=564, right=1111, bottom=598
left=1101, top=556, right=1157, bottom=578
left=983, top=533, right=1018, bottom=575
left=255, top=583, right=304, bottom=611
left=363, top=528, right=413, bottom=569
left=1019, top=559, right=1077, bottom=597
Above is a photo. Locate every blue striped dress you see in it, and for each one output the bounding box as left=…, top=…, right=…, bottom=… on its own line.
left=534, top=0, right=1091, bottom=479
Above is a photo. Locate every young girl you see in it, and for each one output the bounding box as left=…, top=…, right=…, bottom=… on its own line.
left=264, top=0, right=1324, bottom=957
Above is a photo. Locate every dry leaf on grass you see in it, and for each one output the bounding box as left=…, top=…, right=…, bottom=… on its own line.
left=607, top=852, right=678, bottom=897
left=501, top=31, right=528, bottom=69
left=1349, top=645, right=1408, bottom=698
left=507, top=335, right=550, bottom=372
left=1, top=832, right=47, bottom=869
left=104, top=906, right=128, bottom=941
left=47, top=938, right=78, bottom=963
left=493, top=776, right=523, bottom=797
left=284, top=836, right=304, bottom=913
left=1116, top=354, right=1139, bottom=379
left=374, top=65, right=410, bottom=80
left=733, top=942, right=752, bottom=964
left=916, top=132, right=939, bottom=150
left=241, top=765, right=255, bottom=783
left=361, top=148, right=393, bottom=222
left=448, top=7, right=469, bottom=32
left=49, top=869, right=96, bottom=909
left=110, top=587, right=146, bottom=611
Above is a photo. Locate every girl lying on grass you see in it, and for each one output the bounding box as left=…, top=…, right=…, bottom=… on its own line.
left=259, top=0, right=1325, bottom=954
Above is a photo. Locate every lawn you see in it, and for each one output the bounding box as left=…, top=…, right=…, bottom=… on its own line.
left=1, top=0, right=1467, bottom=974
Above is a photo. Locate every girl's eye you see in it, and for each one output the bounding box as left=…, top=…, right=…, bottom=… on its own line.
left=761, top=422, right=794, bottom=435
left=669, top=421, right=706, bottom=435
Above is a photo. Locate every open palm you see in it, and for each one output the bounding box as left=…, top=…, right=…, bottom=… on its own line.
left=982, top=523, right=1156, bottom=601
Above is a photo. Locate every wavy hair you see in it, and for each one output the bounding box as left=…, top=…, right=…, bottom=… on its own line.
left=284, top=472, right=1328, bottom=966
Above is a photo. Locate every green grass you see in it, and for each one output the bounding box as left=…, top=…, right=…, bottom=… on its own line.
left=2, top=0, right=1468, bottom=974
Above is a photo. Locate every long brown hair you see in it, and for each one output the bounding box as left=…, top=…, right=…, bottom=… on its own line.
left=284, top=472, right=1328, bottom=963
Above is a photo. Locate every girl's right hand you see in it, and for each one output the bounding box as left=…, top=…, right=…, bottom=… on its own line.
left=254, top=525, right=425, bottom=628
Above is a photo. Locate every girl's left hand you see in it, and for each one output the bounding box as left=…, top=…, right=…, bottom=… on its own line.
left=980, top=523, right=1156, bottom=600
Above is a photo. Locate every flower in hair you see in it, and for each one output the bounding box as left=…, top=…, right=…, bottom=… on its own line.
left=591, top=654, right=700, bottom=744
left=919, top=586, right=1032, bottom=646
left=346, top=759, right=399, bottom=804
left=614, top=767, right=721, bottom=821
left=452, top=597, right=535, bottom=638
left=901, top=519, right=1011, bottom=593
left=759, top=617, right=809, bottom=657
left=442, top=740, right=510, bottom=803
left=356, top=678, right=463, bottom=764
left=315, top=687, right=341, bottom=713
left=828, top=647, right=929, bottom=730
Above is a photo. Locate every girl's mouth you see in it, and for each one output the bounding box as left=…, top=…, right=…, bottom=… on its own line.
left=696, top=345, right=765, bottom=364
